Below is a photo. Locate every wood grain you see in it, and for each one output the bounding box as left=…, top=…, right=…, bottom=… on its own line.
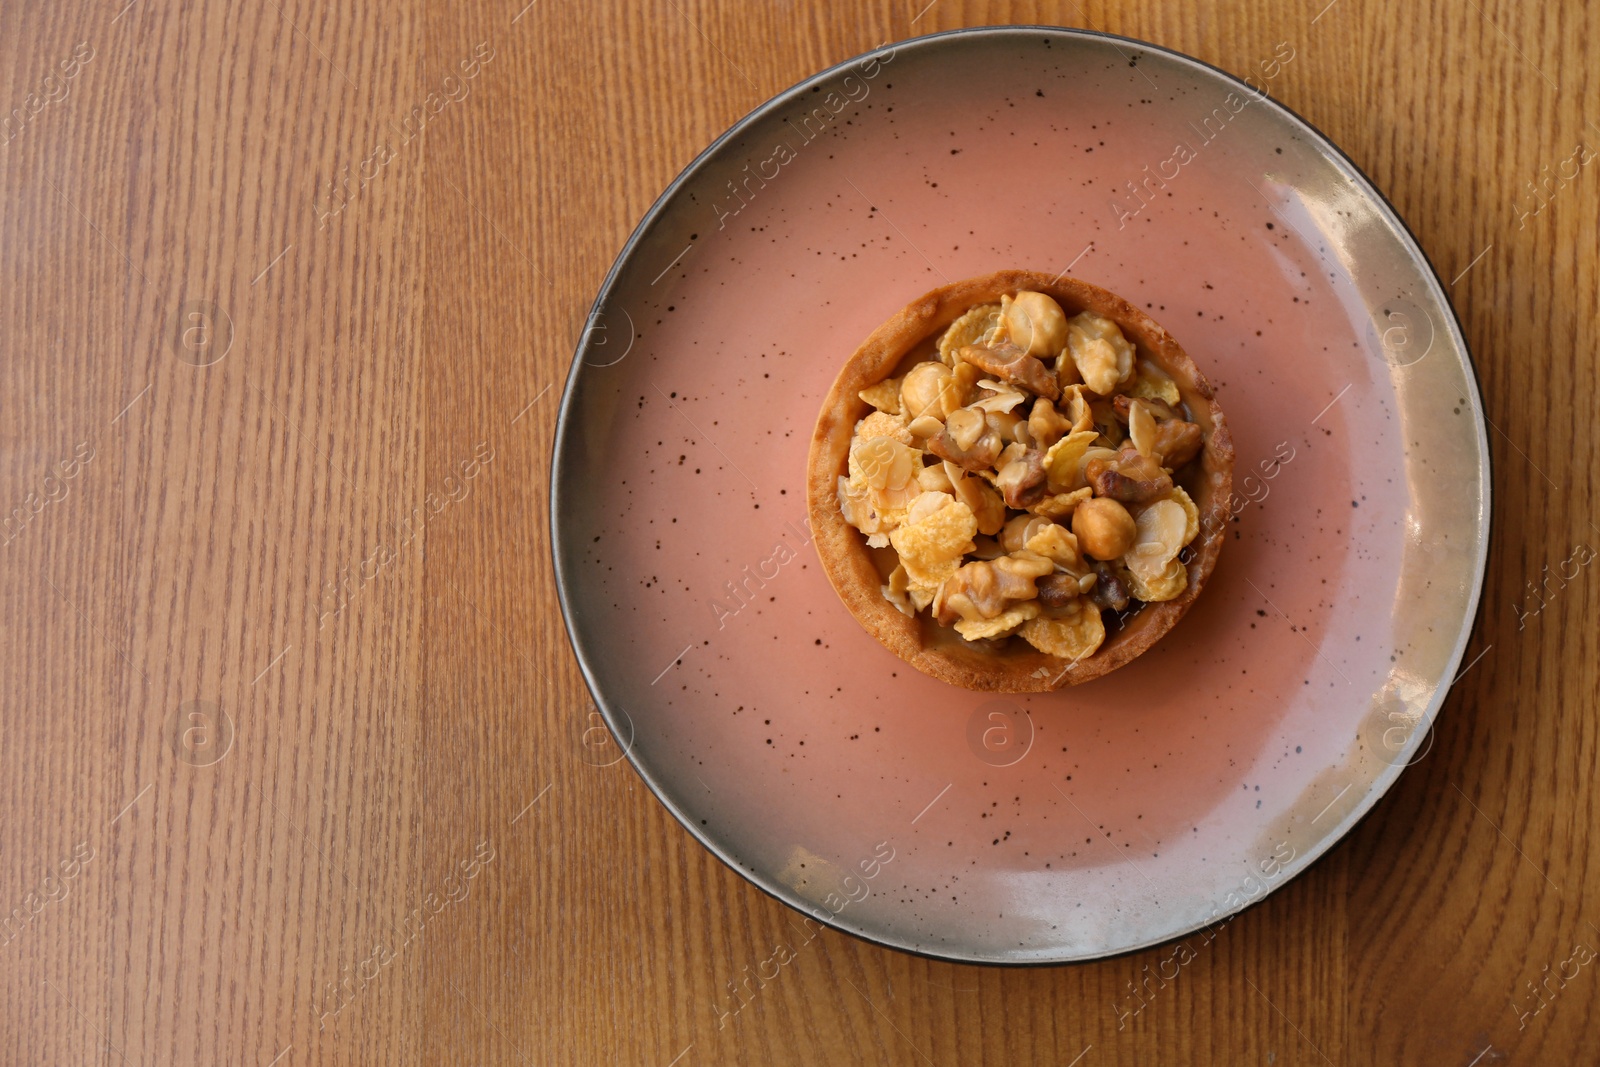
left=0, top=0, right=1593, bottom=1063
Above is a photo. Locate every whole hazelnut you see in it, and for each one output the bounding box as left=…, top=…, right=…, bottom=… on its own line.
left=900, top=362, right=959, bottom=420
left=1072, top=497, right=1138, bottom=560
left=1004, top=290, right=1069, bottom=357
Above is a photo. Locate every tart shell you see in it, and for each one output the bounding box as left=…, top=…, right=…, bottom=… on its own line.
left=805, top=270, right=1235, bottom=693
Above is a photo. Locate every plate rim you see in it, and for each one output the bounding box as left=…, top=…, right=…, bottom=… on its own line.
left=548, top=23, right=1493, bottom=966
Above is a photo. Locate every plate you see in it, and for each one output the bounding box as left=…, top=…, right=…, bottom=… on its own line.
left=550, top=26, right=1490, bottom=964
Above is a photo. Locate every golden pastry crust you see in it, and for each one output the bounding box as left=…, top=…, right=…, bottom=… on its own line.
left=806, top=270, right=1234, bottom=692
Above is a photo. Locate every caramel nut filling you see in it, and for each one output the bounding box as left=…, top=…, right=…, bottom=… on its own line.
left=839, top=290, right=1206, bottom=661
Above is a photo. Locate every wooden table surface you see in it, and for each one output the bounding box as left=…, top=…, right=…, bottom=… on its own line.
left=2, top=0, right=1595, bottom=1063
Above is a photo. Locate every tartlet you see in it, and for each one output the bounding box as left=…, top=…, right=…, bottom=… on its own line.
left=806, top=270, right=1234, bottom=692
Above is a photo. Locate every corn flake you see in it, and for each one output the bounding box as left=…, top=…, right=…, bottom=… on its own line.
left=1024, top=523, right=1084, bottom=570
left=853, top=411, right=912, bottom=447
left=858, top=378, right=903, bottom=414
left=1129, top=360, right=1181, bottom=405
left=1028, top=486, right=1093, bottom=520
left=1019, top=600, right=1106, bottom=660
left=955, top=600, right=1040, bottom=641
left=888, top=498, right=977, bottom=588
left=1043, top=430, right=1099, bottom=491
left=1126, top=556, right=1187, bottom=602
left=938, top=303, right=1003, bottom=365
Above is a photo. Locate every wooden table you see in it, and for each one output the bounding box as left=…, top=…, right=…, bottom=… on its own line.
left=2, top=1, right=1594, bottom=1063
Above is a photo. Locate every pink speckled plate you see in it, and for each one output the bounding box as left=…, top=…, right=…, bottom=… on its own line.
left=551, top=27, right=1489, bottom=963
